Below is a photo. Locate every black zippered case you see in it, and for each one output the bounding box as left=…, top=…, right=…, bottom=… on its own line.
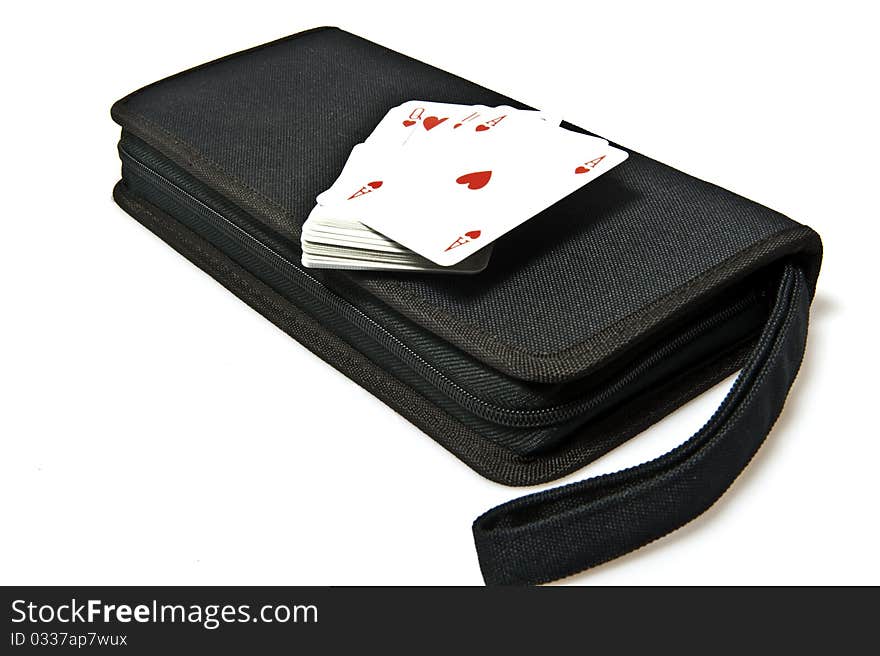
left=112, top=27, right=822, bottom=585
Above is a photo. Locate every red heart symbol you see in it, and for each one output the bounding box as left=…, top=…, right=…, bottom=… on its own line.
left=475, top=124, right=489, bottom=132
left=465, top=230, right=481, bottom=240
left=402, top=119, right=416, bottom=127
left=423, top=116, right=448, bottom=131
left=456, top=171, right=492, bottom=190
left=575, top=166, right=588, bottom=174
left=368, top=181, right=383, bottom=189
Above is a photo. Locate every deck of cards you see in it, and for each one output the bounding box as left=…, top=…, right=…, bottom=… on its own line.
left=301, top=101, right=628, bottom=273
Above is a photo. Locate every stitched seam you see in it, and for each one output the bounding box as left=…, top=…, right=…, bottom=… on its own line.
left=112, top=88, right=813, bottom=373
left=377, top=226, right=810, bottom=364
left=120, top=111, right=294, bottom=226
left=116, top=188, right=533, bottom=463
left=123, top=149, right=760, bottom=425
left=120, top=151, right=566, bottom=422
left=118, top=184, right=756, bottom=488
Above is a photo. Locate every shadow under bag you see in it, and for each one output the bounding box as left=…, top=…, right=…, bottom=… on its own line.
left=111, top=27, right=823, bottom=584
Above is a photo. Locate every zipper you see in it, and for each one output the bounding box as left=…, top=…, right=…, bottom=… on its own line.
left=119, top=142, right=761, bottom=429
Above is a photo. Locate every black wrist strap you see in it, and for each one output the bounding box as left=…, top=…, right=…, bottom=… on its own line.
left=473, top=264, right=810, bottom=585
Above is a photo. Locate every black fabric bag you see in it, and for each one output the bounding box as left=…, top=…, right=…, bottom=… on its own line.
left=111, top=27, right=823, bottom=585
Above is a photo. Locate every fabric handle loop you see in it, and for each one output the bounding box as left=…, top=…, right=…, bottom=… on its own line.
left=473, top=264, right=809, bottom=585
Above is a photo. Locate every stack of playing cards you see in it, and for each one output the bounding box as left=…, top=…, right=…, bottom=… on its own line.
left=302, top=101, right=628, bottom=273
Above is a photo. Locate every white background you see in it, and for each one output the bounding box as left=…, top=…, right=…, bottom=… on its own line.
left=2, top=1, right=877, bottom=585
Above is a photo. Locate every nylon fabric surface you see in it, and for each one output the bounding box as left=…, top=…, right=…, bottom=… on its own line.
left=120, top=154, right=760, bottom=455
left=112, top=27, right=821, bottom=383
left=113, top=181, right=753, bottom=485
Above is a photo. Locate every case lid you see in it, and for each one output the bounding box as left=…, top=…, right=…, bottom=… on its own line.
left=112, top=27, right=821, bottom=383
